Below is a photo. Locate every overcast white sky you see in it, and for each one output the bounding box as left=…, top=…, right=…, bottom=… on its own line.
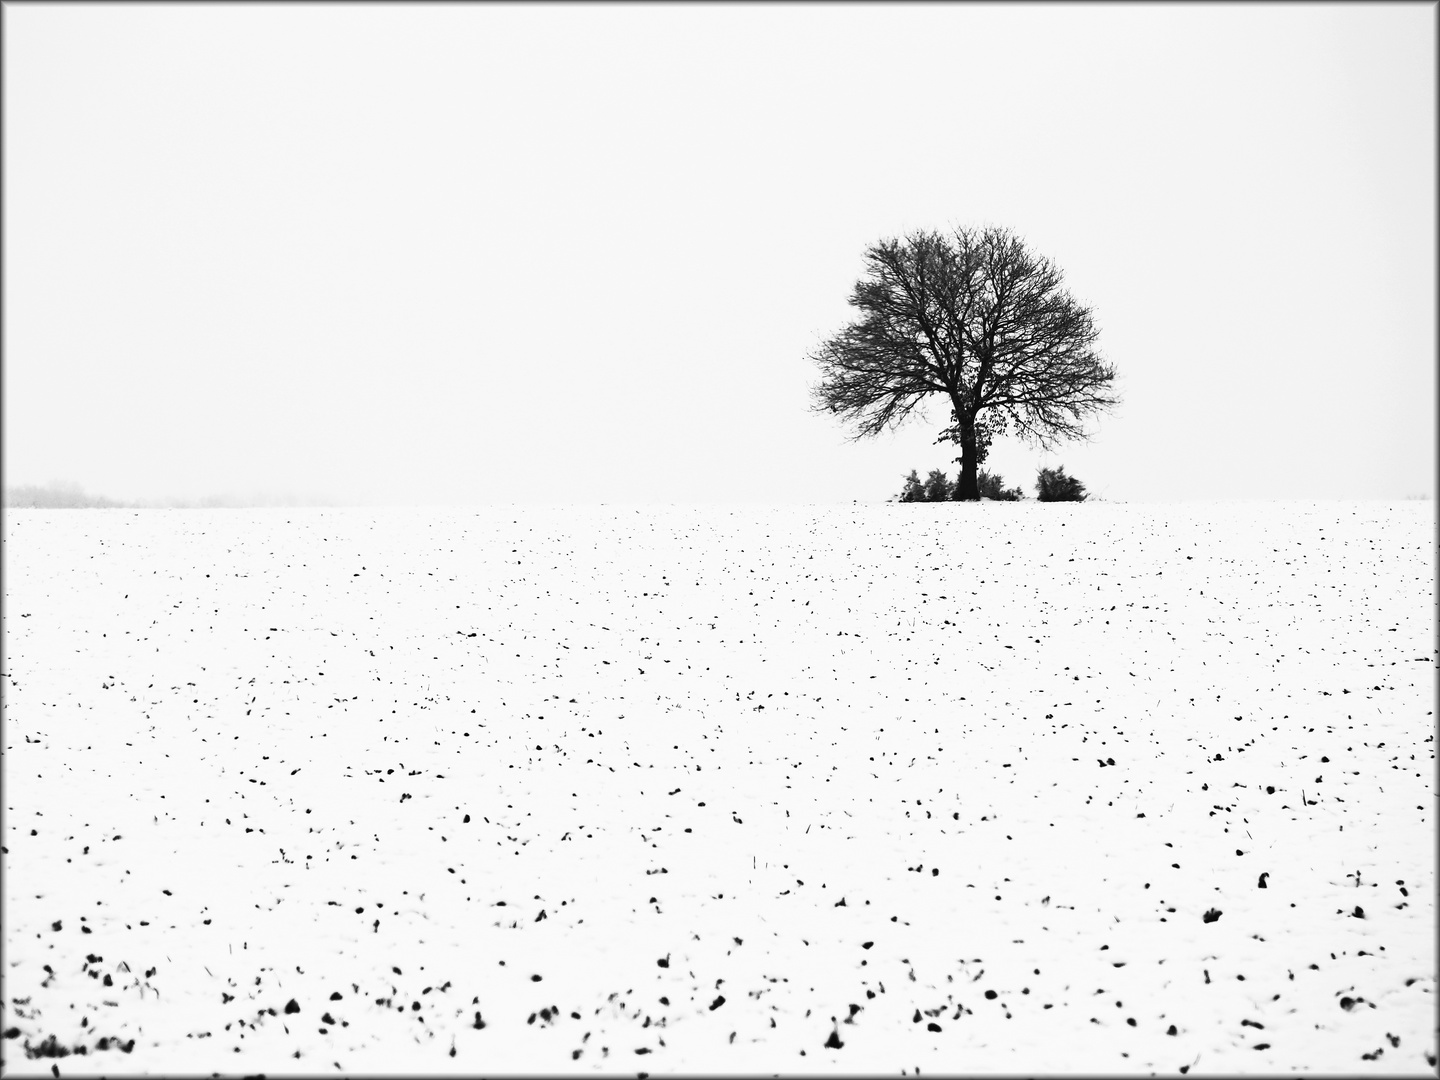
left=4, top=3, right=1435, bottom=505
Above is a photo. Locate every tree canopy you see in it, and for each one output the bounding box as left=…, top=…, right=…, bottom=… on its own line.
left=810, top=226, right=1120, bottom=500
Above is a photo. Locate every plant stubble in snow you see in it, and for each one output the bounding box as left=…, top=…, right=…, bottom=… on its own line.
left=1, top=501, right=1435, bottom=1075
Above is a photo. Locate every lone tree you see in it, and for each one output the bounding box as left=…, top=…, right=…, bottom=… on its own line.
left=809, top=226, right=1120, bottom=500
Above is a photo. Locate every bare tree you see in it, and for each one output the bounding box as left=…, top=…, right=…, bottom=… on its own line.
left=809, top=226, right=1120, bottom=500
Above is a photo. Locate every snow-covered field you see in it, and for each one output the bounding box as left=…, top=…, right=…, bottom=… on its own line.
left=2, top=501, right=1435, bottom=1076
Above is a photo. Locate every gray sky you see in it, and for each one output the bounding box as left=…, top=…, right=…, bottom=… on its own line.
left=4, top=3, right=1435, bottom=505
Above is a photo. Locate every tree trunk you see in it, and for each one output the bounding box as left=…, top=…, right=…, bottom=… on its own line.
left=955, top=421, right=980, bottom=500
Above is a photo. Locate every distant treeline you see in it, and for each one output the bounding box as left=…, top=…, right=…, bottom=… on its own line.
left=897, top=466, right=1089, bottom=502
left=4, top=481, right=124, bottom=508
left=3, top=481, right=331, bottom=509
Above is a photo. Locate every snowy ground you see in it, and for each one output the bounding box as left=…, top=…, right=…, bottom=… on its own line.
left=2, top=500, right=1435, bottom=1076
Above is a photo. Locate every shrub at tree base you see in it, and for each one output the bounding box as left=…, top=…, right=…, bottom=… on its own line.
left=1036, top=465, right=1088, bottom=502
left=975, top=470, right=1025, bottom=501
left=923, top=469, right=951, bottom=503
left=897, top=469, right=924, bottom=502
left=896, top=467, right=1025, bottom=501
